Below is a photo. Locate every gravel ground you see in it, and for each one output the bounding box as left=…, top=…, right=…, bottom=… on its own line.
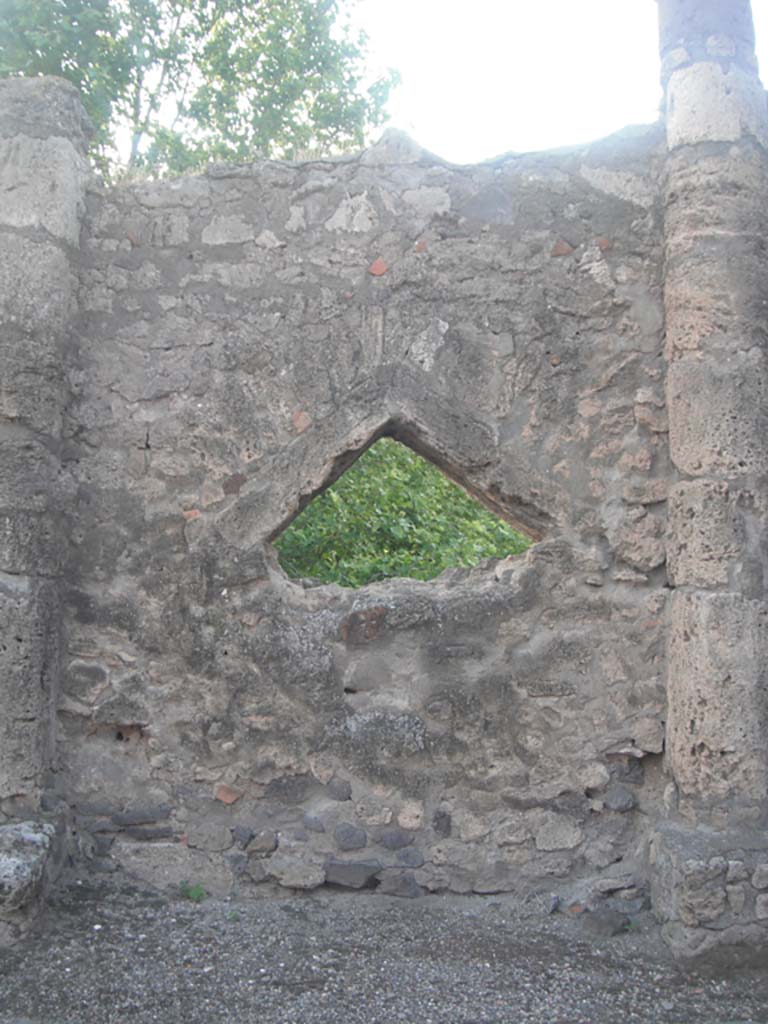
left=1, top=881, right=768, bottom=1023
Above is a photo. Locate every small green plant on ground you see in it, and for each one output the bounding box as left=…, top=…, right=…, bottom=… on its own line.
left=275, top=438, right=530, bottom=588
left=179, top=880, right=207, bottom=903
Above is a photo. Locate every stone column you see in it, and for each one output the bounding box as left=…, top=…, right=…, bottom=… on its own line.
left=0, top=79, right=90, bottom=810
left=653, top=0, right=768, bottom=956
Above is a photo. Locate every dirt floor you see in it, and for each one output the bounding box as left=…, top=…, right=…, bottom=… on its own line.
left=2, top=882, right=768, bottom=1023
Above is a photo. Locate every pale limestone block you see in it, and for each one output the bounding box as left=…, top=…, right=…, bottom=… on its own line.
left=285, top=205, right=306, bottom=232
left=201, top=214, right=254, bottom=245
left=398, top=802, right=425, bottom=831
left=630, top=715, right=665, bottom=755
left=752, top=863, right=768, bottom=890
left=266, top=846, right=325, bottom=889
left=494, top=813, right=534, bottom=847
left=534, top=815, right=583, bottom=852
left=0, top=135, right=88, bottom=245
left=666, top=64, right=768, bottom=149
left=324, top=192, right=378, bottom=233
left=453, top=809, right=491, bottom=842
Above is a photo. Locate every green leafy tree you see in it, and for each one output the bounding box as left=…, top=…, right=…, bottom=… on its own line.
left=0, top=0, right=396, bottom=175
left=275, top=439, right=531, bottom=588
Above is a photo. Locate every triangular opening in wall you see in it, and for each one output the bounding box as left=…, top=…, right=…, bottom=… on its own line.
left=274, top=437, right=531, bottom=588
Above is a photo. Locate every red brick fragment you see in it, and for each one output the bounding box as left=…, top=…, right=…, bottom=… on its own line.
left=182, top=508, right=202, bottom=520
left=214, top=784, right=242, bottom=805
left=368, top=258, right=388, bottom=276
left=414, top=239, right=428, bottom=253
left=551, top=239, right=574, bottom=257
left=292, top=410, right=312, bottom=434
left=596, top=236, right=613, bottom=252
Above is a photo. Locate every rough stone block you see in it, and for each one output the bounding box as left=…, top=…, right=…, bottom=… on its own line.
left=0, top=822, right=55, bottom=945
left=0, top=577, right=59, bottom=800
left=664, top=229, right=768, bottom=358
left=534, top=815, right=583, bottom=852
left=667, top=353, right=768, bottom=477
left=0, top=511, right=62, bottom=576
left=245, top=830, right=278, bottom=856
left=0, top=135, right=88, bottom=246
left=664, top=143, right=768, bottom=246
left=1, top=327, right=66, bottom=434
left=666, top=64, right=768, bottom=149
left=667, top=480, right=740, bottom=587
left=266, top=847, right=325, bottom=889
left=0, top=233, right=76, bottom=335
left=0, top=436, right=61, bottom=513
left=649, top=823, right=765, bottom=952
left=667, top=592, right=768, bottom=803
left=324, top=858, right=382, bottom=889
left=0, top=77, right=91, bottom=150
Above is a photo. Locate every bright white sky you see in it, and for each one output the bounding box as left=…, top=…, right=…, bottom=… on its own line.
left=352, top=0, right=768, bottom=163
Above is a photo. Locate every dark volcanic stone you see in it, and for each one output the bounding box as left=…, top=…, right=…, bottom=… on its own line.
left=396, top=847, right=425, bottom=868
left=324, top=859, right=381, bottom=889
left=232, top=825, right=254, bottom=848
left=334, top=823, right=367, bottom=851
left=432, top=810, right=452, bottom=837
left=604, top=784, right=636, bottom=813
left=378, top=871, right=423, bottom=899
left=112, top=806, right=172, bottom=826
left=378, top=827, right=414, bottom=850
left=326, top=777, right=352, bottom=802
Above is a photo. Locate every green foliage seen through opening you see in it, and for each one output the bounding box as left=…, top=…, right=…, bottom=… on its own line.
left=275, top=438, right=531, bottom=589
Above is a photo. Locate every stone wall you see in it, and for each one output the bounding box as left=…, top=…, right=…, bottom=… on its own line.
left=53, top=120, right=668, bottom=902
left=0, top=0, right=766, bottom=959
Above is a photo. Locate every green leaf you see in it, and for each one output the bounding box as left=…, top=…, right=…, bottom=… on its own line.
left=274, top=438, right=531, bottom=588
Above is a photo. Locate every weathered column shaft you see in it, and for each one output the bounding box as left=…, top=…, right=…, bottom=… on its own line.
left=660, top=0, right=768, bottom=819
left=0, top=79, right=90, bottom=808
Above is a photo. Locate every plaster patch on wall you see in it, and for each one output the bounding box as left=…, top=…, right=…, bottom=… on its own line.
left=579, top=165, right=655, bottom=209
left=324, top=191, right=378, bottom=232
